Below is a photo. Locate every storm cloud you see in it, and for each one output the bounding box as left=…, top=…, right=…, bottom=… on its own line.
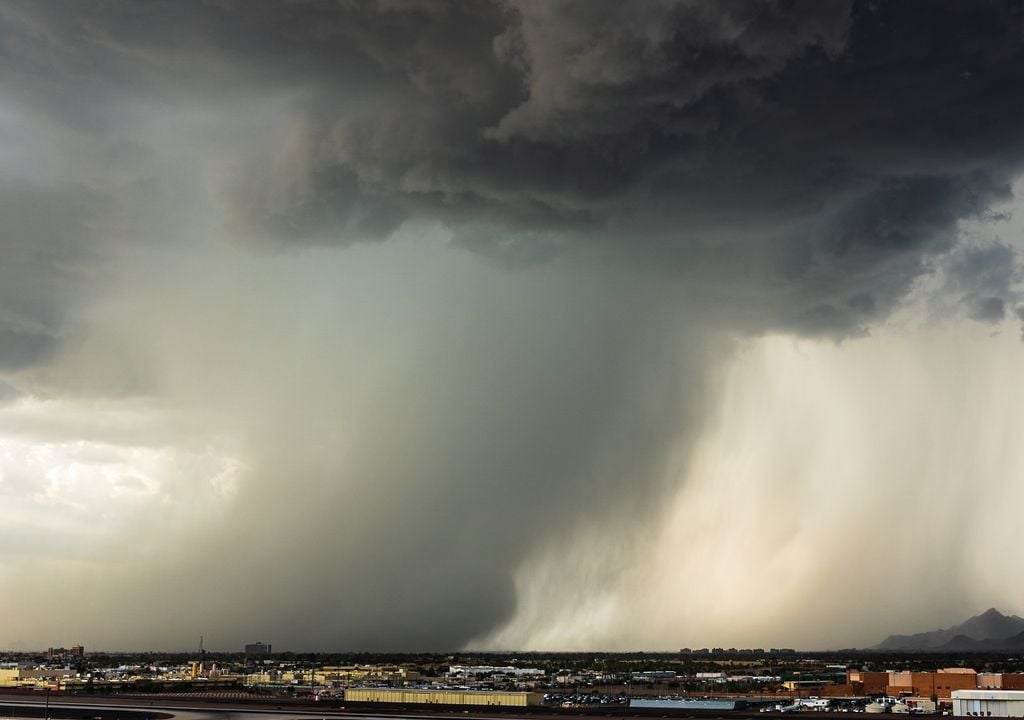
left=0, top=0, right=1023, bottom=651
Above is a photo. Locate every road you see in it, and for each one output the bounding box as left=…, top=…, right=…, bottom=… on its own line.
left=0, top=694, right=900, bottom=720
left=0, top=696, right=536, bottom=720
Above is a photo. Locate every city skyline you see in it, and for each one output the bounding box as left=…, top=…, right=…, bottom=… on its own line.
left=1, top=1, right=1023, bottom=652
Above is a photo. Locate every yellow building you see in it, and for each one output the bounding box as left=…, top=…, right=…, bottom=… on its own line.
left=319, top=665, right=420, bottom=684
left=344, top=688, right=543, bottom=707
left=0, top=668, right=81, bottom=688
left=782, top=679, right=834, bottom=692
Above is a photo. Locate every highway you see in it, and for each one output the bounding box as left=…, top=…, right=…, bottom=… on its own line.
left=0, top=696, right=538, bottom=720
left=0, top=694, right=883, bottom=720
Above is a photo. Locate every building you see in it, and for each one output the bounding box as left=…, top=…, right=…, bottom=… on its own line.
left=634, top=670, right=680, bottom=681
left=46, top=646, right=84, bottom=660
left=0, top=667, right=80, bottom=689
left=1004, top=677, right=1024, bottom=691
left=847, top=670, right=890, bottom=695
left=449, top=665, right=544, bottom=678
left=887, top=670, right=978, bottom=699
left=783, top=679, right=834, bottom=692
left=952, top=690, right=1024, bottom=717
left=976, top=675, right=1024, bottom=691
left=244, top=642, right=272, bottom=656
left=344, top=688, right=543, bottom=707
left=319, top=665, right=420, bottom=684
left=631, top=699, right=746, bottom=711
left=980, top=674, right=1004, bottom=689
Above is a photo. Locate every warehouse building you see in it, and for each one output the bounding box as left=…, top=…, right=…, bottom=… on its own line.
left=631, top=698, right=747, bottom=711
left=978, top=676, right=1024, bottom=691
left=889, top=669, right=978, bottom=699
left=344, top=688, right=544, bottom=707
left=0, top=667, right=79, bottom=689
left=952, top=690, right=1024, bottom=717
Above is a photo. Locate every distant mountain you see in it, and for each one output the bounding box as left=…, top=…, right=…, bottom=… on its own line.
left=933, top=630, right=1024, bottom=652
left=875, top=608, right=1024, bottom=651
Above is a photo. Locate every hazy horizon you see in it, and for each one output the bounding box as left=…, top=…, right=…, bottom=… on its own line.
left=10, top=605, right=1022, bottom=655
left=1, top=0, right=1024, bottom=653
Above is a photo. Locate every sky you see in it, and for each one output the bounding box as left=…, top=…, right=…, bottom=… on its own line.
left=0, top=0, right=1023, bottom=652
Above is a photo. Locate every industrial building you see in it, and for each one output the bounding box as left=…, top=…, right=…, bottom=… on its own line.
left=0, top=667, right=80, bottom=688
left=978, top=676, right=1024, bottom=691
left=952, top=690, right=1024, bottom=717
left=344, top=688, right=544, bottom=707
left=783, top=679, right=834, bottom=692
left=630, top=698, right=747, bottom=711
left=449, top=665, right=544, bottom=677
left=842, top=669, right=992, bottom=700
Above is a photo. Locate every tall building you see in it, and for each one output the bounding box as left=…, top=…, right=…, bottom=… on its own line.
left=46, top=646, right=84, bottom=660
left=245, top=642, right=271, bottom=656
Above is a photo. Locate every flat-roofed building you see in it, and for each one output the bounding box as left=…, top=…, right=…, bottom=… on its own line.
left=344, top=688, right=543, bottom=707
left=631, top=699, right=746, bottom=711
left=953, top=689, right=1024, bottom=717
left=980, top=674, right=1004, bottom=689
left=449, top=665, right=544, bottom=677
left=783, top=679, right=834, bottom=692
left=847, top=670, right=890, bottom=695
left=888, top=670, right=977, bottom=699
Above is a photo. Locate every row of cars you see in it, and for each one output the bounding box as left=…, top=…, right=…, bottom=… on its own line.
left=543, top=692, right=627, bottom=707
left=760, top=698, right=935, bottom=714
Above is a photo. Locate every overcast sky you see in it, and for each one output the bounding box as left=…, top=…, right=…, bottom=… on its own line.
left=1, top=0, right=1024, bottom=652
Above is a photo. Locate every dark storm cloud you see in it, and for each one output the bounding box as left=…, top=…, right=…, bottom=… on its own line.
left=64, top=0, right=1018, bottom=335
left=4, top=2, right=1022, bottom=328
left=0, top=182, right=108, bottom=370
left=766, top=174, right=1013, bottom=334
left=2, top=0, right=1024, bottom=652
left=944, top=243, right=1021, bottom=324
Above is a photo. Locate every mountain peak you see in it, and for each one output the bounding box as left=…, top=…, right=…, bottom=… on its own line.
left=875, top=609, right=1024, bottom=650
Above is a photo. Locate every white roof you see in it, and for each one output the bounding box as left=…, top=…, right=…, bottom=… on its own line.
left=952, top=690, right=1024, bottom=700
